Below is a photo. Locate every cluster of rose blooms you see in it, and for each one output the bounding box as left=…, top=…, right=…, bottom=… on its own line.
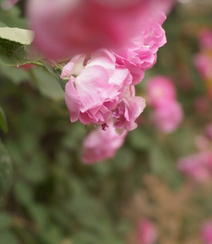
left=26, top=0, right=177, bottom=163
left=59, top=12, right=167, bottom=163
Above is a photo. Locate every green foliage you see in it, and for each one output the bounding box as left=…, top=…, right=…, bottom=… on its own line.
left=0, top=140, right=13, bottom=202
left=0, top=106, right=8, bottom=132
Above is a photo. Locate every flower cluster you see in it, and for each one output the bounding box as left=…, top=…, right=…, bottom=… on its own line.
left=27, top=0, right=170, bottom=163
left=62, top=16, right=167, bottom=134
left=146, top=76, right=183, bottom=133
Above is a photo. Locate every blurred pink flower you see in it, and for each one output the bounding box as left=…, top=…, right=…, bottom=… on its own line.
left=63, top=49, right=145, bottom=131
left=146, top=76, right=176, bottom=108
left=82, top=124, right=127, bottom=164
left=201, top=221, right=212, bottom=244
left=193, top=53, right=212, bottom=80
left=177, top=152, right=212, bottom=183
left=151, top=102, right=183, bottom=133
left=114, top=13, right=167, bottom=85
left=27, top=0, right=168, bottom=60
left=138, top=219, right=157, bottom=244
left=199, top=29, right=212, bottom=50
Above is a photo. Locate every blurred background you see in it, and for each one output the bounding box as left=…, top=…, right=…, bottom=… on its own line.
left=1, top=0, right=212, bottom=243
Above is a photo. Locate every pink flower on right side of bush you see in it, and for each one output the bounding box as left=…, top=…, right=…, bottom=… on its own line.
left=177, top=152, right=212, bottom=183
left=201, top=221, right=212, bottom=244
left=146, top=76, right=183, bottom=133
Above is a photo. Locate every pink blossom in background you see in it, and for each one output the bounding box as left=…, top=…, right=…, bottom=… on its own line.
left=27, top=0, right=169, bottom=60
left=146, top=76, right=183, bottom=133
left=177, top=152, right=212, bottom=183
left=201, top=221, right=212, bottom=244
left=114, top=13, right=167, bottom=85
left=62, top=49, right=146, bottom=132
left=146, top=76, right=176, bottom=107
left=151, top=101, right=183, bottom=133
left=137, top=219, right=157, bottom=244
left=193, top=53, right=212, bottom=80
left=199, top=29, right=212, bottom=50
left=82, top=123, right=127, bottom=164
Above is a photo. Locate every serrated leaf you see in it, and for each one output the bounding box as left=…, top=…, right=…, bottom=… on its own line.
left=0, top=27, right=36, bottom=66
left=0, top=140, right=13, bottom=201
left=0, top=38, right=32, bottom=65
left=0, top=27, right=34, bottom=45
left=0, top=106, right=8, bottom=132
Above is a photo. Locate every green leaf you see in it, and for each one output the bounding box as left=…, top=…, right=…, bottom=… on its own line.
left=31, top=66, right=64, bottom=100
left=0, top=106, right=8, bottom=132
left=0, top=27, right=35, bottom=66
left=0, top=27, right=33, bottom=45
left=0, top=212, right=12, bottom=229
left=0, top=231, right=19, bottom=244
left=0, top=140, right=13, bottom=201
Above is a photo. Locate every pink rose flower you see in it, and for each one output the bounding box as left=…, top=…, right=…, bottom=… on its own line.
left=177, top=152, right=212, bottom=183
left=138, top=219, right=157, bottom=244
left=146, top=76, right=176, bottom=108
left=201, top=221, right=212, bottom=244
left=82, top=123, right=127, bottom=164
left=27, top=0, right=168, bottom=60
left=112, top=85, right=146, bottom=133
left=151, top=101, right=183, bottom=133
left=62, top=49, right=146, bottom=131
left=114, top=13, right=167, bottom=85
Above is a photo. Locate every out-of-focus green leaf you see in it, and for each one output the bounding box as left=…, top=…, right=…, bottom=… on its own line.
left=0, top=231, right=19, bottom=244
left=31, top=67, right=64, bottom=100
left=0, top=65, right=30, bottom=84
left=0, top=106, right=8, bottom=132
left=0, top=212, right=12, bottom=229
left=128, top=128, right=152, bottom=150
left=14, top=180, right=33, bottom=206
left=0, top=140, right=13, bottom=201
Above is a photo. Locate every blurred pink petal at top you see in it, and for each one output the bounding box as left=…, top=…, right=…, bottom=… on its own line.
left=138, top=219, right=157, bottom=244
left=82, top=123, right=127, bottom=164
left=201, top=221, right=212, bottom=244
left=27, top=0, right=169, bottom=61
